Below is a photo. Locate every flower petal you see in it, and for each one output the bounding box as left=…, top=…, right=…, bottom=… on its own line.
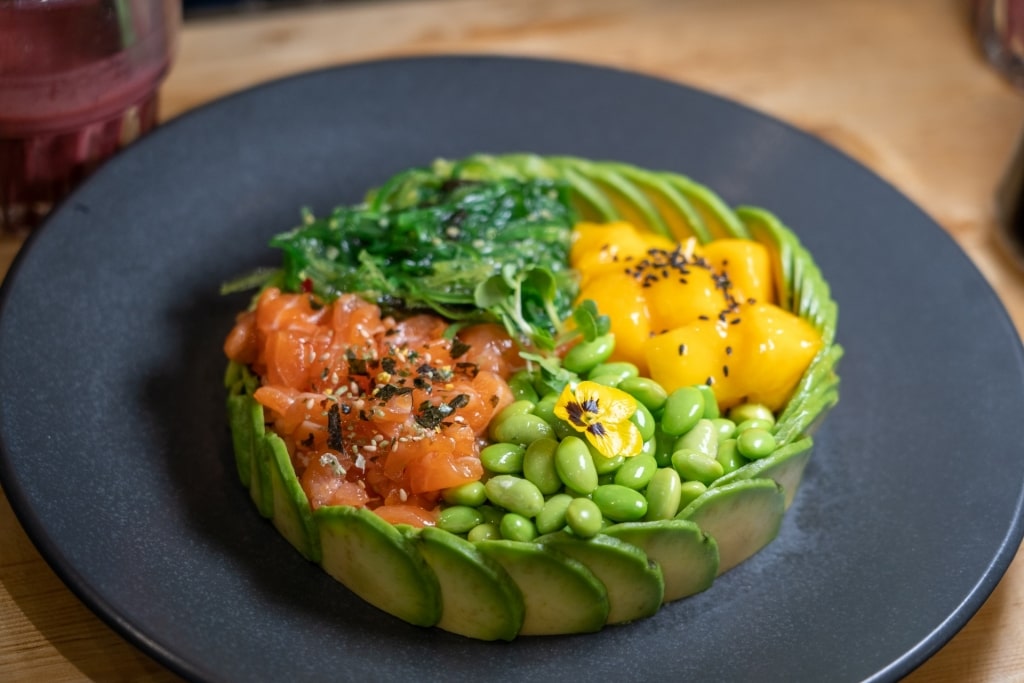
left=553, top=383, right=584, bottom=427
left=576, top=381, right=637, bottom=423
left=584, top=418, right=644, bottom=459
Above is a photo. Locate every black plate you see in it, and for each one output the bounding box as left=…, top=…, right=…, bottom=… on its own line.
left=2, top=56, right=1023, bottom=683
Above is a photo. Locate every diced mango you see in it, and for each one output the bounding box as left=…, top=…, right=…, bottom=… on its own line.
left=730, top=304, right=822, bottom=411
left=572, top=221, right=677, bottom=287
left=570, top=221, right=820, bottom=413
left=702, top=239, right=773, bottom=305
left=577, top=271, right=651, bottom=373
left=644, top=321, right=733, bottom=398
left=643, top=261, right=721, bottom=332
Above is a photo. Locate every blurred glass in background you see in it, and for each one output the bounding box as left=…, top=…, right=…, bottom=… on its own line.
left=0, top=0, right=180, bottom=235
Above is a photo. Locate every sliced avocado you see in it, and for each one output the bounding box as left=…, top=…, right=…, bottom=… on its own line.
left=603, top=520, right=719, bottom=602
left=476, top=539, right=609, bottom=635
left=677, top=478, right=785, bottom=575
left=226, top=393, right=254, bottom=486
left=664, top=175, right=748, bottom=241
left=610, top=164, right=712, bottom=243
left=249, top=418, right=274, bottom=519
left=546, top=157, right=618, bottom=222
left=538, top=532, right=664, bottom=624
left=415, top=527, right=524, bottom=641
left=566, top=159, right=673, bottom=238
left=775, top=344, right=843, bottom=444
left=711, top=437, right=814, bottom=509
left=264, top=433, right=321, bottom=562
left=315, top=506, right=440, bottom=627
left=737, top=206, right=795, bottom=312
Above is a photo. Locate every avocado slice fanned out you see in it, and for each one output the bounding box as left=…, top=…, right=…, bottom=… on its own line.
left=537, top=532, right=665, bottom=624
left=476, top=540, right=609, bottom=635
left=678, top=478, right=786, bottom=575
left=712, top=436, right=814, bottom=510
left=415, top=527, right=525, bottom=641
left=264, top=433, right=321, bottom=562
left=603, top=520, right=719, bottom=602
left=315, top=506, right=441, bottom=627
left=226, top=392, right=257, bottom=487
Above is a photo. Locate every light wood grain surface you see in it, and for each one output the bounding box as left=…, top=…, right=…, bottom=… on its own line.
left=3, top=0, right=1024, bottom=680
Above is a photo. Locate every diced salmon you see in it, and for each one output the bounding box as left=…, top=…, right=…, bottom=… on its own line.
left=224, top=289, right=516, bottom=527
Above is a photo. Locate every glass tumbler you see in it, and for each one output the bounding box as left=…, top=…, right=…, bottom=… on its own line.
left=0, top=0, right=180, bottom=234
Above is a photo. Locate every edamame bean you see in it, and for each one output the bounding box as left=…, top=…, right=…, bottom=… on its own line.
left=587, top=373, right=624, bottom=388
left=438, top=505, right=485, bottom=534
left=618, top=376, right=669, bottom=413
left=716, top=438, right=747, bottom=474
left=711, top=417, right=737, bottom=442
left=478, top=505, right=504, bottom=526
left=598, top=472, right=616, bottom=486
left=728, top=402, right=775, bottom=426
left=480, top=442, right=525, bottom=474
left=500, top=513, right=538, bottom=542
left=593, top=484, right=648, bottom=522
left=661, top=387, right=705, bottom=436
left=590, top=444, right=625, bottom=475
left=678, top=480, right=708, bottom=510
left=562, top=334, right=616, bottom=375
left=696, top=384, right=720, bottom=419
left=552, top=418, right=577, bottom=440
left=508, top=371, right=540, bottom=403
left=587, top=361, right=639, bottom=383
left=536, top=493, right=574, bottom=534
left=674, top=418, right=718, bottom=459
left=490, top=413, right=554, bottom=446
left=488, top=399, right=537, bottom=440
left=614, top=453, right=658, bottom=490
left=629, top=401, right=657, bottom=442
left=644, top=467, right=682, bottom=520
left=735, top=418, right=773, bottom=434
left=442, top=481, right=487, bottom=507
left=533, top=393, right=559, bottom=423
left=468, top=523, right=501, bottom=542
left=737, top=428, right=777, bottom=459
left=671, top=448, right=725, bottom=484
left=484, top=475, right=545, bottom=517
left=523, top=438, right=562, bottom=494
left=653, top=426, right=676, bottom=468
left=555, top=436, right=599, bottom=494
left=565, top=497, right=603, bottom=538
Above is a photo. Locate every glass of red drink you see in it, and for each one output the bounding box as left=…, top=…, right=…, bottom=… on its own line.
left=0, top=0, right=180, bottom=234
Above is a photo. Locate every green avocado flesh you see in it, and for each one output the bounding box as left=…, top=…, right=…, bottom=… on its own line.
left=712, top=436, right=814, bottom=510
left=603, top=520, right=719, bottom=602
left=476, top=540, right=609, bottom=635
left=415, top=527, right=525, bottom=641
left=224, top=154, right=843, bottom=639
left=538, top=532, right=665, bottom=624
left=264, top=434, right=321, bottom=562
left=226, top=393, right=255, bottom=486
left=316, top=506, right=441, bottom=627
left=678, top=479, right=786, bottom=575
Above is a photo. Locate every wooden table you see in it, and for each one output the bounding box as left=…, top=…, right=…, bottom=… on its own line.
left=3, top=0, right=1023, bottom=679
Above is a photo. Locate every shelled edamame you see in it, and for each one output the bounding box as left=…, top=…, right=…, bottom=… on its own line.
left=436, top=353, right=780, bottom=541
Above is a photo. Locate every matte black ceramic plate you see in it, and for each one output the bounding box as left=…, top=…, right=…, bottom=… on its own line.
left=2, top=56, right=1023, bottom=683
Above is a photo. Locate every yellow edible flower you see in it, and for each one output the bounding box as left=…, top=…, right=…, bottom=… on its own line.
left=554, top=381, right=643, bottom=458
